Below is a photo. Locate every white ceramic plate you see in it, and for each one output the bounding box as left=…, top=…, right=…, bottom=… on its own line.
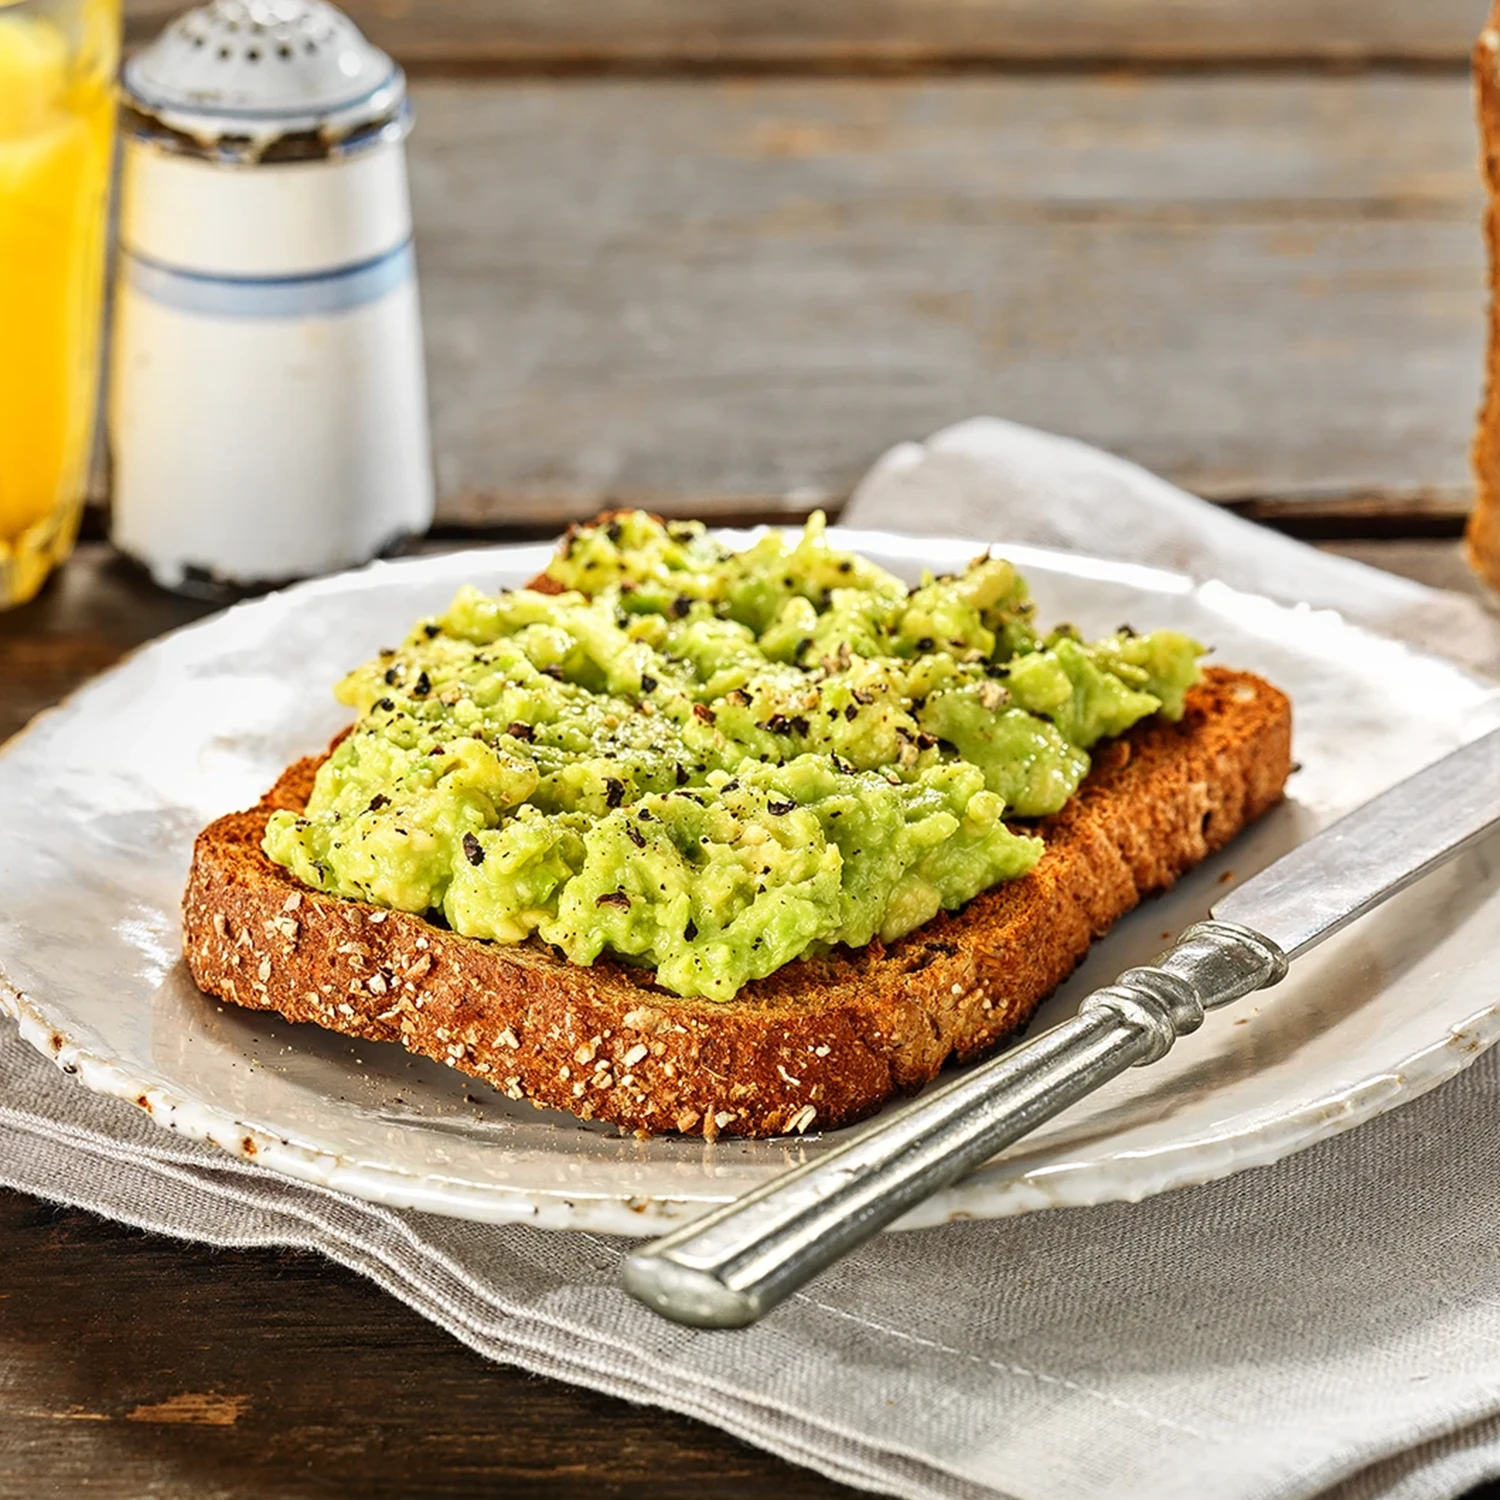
left=3, top=530, right=1500, bottom=1235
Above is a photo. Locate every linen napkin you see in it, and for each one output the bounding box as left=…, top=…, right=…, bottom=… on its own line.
left=5, top=417, right=1500, bottom=1500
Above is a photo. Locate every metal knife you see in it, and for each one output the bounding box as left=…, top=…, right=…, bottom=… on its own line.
left=621, top=722, right=1500, bottom=1329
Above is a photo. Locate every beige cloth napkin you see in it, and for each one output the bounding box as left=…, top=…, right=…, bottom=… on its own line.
left=5, top=417, right=1500, bottom=1500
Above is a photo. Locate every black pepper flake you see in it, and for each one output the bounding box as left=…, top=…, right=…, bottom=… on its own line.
left=674, top=763, right=689, bottom=786
left=763, top=713, right=791, bottom=735
left=723, top=779, right=740, bottom=793
left=852, top=688, right=874, bottom=705
left=383, top=666, right=400, bottom=685
left=429, top=744, right=446, bottom=756
left=412, top=671, right=432, bottom=698
left=423, top=623, right=441, bottom=639
left=724, top=688, right=750, bottom=707
left=375, top=696, right=396, bottom=713
left=693, top=703, right=716, bottom=724
left=767, top=799, right=796, bottom=816
left=985, top=663, right=1011, bottom=679
left=838, top=559, right=852, bottom=574
left=917, top=732, right=938, bottom=751
left=916, top=637, right=934, bottom=653
left=640, top=674, right=657, bottom=693
left=671, top=595, right=691, bottom=619
left=626, top=825, right=646, bottom=849
left=789, top=715, right=810, bottom=737
left=597, top=891, right=631, bottom=910
left=637, top=807, right=653, bottom=820
left=462, top=832, right=485, bottom=866
left=843, top=704, right=858, bottom=721
left=542, top=665, right=565, bottom=680
left=506, top=721, right=535, bottom=742
left=606, top=519, right=624, bottom=544
left=366, top=793, right=390, bottom=812
left=604, top=778, right=625, bottom=808
left=684, top=919, right=698, bottom=941
left=1118, top=623, right=1137, bottom=637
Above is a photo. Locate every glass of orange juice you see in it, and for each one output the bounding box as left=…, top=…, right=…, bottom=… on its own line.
left=0, top=0, right=117, bottom=609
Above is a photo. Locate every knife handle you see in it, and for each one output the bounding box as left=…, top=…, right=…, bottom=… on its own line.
left=620, top=920, right=1288, bottom=1328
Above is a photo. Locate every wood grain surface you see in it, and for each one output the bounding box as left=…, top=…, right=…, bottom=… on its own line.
left=399, top=74, right=1485, bottom=526
left=121, top=0, right=1491, bottom=69
left=0, top=538, right=1494, bottom=1499
left=0, top=1195, right=850, bottom=1499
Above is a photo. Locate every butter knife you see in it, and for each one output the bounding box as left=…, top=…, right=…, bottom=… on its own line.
left=622, top=723, right=1500, bottom=1328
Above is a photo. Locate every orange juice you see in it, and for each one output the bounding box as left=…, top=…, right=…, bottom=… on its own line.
left=0, top=0, right=117, bottom=607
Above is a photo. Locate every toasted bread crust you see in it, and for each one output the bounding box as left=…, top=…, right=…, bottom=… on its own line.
left=1473, top=14, right=1500, bottom=592
left=182, top=667, right=1291, bottom=1138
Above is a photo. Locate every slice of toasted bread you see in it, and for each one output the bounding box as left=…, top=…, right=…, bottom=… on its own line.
left=181, top=666, right=1291, bottom=1138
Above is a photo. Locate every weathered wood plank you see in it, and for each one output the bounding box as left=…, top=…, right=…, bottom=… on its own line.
left=0, top=1193, right=852, bottom=1499
left=121, top=0, right=1490, bottom=68
left=393, top=74, right=1486, bottom=524
left=1228, top=490, right=1474, bottom=539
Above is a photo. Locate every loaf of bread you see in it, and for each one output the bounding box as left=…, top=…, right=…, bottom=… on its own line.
left=1472, top=15, right=1500, bottom=590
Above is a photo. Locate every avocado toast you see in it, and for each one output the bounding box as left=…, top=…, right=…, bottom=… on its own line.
left=183, top=515, right=1292, bottom=1138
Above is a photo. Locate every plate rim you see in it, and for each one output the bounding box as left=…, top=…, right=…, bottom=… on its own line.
left=4, top=527, right=1499, bottom=1235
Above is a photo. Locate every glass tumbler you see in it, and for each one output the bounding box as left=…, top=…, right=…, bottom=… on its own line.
left=0, top=0, right=117, bottom=608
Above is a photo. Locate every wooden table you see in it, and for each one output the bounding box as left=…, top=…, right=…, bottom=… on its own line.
left=6, top=1, right=1500, bottom=1492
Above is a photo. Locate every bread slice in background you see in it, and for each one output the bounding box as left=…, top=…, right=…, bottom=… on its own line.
left=182, top=666, right=1291, bottom=1139
left=1473, top=13, right=1500, bottom=592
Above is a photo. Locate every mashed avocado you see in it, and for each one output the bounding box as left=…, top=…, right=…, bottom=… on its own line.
left=263, top=513, right=1201, bottom=1000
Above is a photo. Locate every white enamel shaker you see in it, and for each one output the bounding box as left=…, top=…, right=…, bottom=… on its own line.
left=109, top=0, right=433, bottom=596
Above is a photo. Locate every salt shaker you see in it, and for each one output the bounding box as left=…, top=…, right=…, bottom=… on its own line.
left=109, top=0, right=433, bottom=596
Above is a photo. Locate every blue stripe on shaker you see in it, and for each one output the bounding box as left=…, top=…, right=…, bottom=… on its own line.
left=122, top=237, right=415, bottom=319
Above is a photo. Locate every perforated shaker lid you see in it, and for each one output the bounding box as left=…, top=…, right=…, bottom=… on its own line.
left=122, top=0, right=406, bottom=158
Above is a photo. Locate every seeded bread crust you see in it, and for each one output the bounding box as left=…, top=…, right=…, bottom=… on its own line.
left=181, top=666, right=1291, bottom=1138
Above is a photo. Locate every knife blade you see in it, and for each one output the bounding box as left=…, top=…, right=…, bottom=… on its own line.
left=1215, top=724, right=1500, bottom=958
left=621, top=723, right=1500, bottom=1329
